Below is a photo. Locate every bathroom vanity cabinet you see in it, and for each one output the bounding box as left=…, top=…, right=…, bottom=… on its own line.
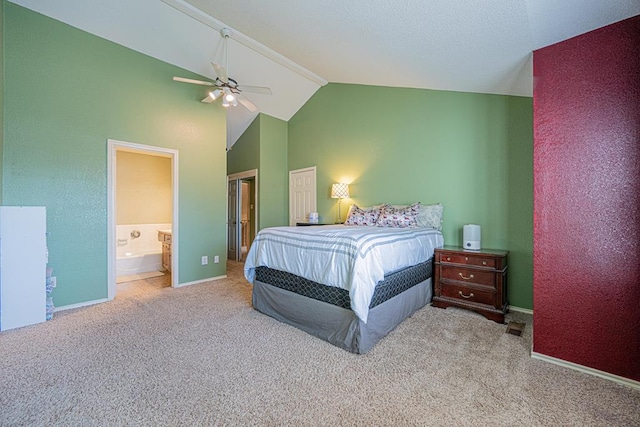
left=157, top=230, right=172, bottom=273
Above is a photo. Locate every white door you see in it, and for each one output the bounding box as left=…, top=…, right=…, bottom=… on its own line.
left=240, top=180, right=251, bottom=261
left=227, top=179, right=239, bottom=261
left=289, top=167, right=317, bottom=226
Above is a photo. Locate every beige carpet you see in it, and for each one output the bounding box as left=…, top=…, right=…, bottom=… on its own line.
left=1, top=261, right=638, bottom=426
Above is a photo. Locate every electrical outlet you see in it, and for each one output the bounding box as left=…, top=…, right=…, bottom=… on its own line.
left=214, top=255, right=220, bottom=264
left=201, top=256, right=208, bottom=265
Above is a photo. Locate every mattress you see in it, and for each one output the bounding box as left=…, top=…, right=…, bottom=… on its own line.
left=245, top=225, right=444, bottom=323
left=255, top=259, right=433, bottom=309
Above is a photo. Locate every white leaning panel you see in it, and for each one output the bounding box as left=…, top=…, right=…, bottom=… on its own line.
left=0, top=206, right=47, bottom=331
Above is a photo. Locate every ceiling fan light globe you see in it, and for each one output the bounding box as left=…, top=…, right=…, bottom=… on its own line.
left=225, top=93, right=236, bottom=102
left=209, top=89, right=221, bottom=100
left=222, top=98, right=230, bottom=108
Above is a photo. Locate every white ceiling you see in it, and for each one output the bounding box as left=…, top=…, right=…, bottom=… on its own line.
left=9, top=0, right=640, bottom=146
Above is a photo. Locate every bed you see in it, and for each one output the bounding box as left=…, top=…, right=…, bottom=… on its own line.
left=244, top=223, right=444, bottom=353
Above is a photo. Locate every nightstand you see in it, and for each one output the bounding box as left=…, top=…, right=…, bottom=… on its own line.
left=432, top=246, right=508, bottom=323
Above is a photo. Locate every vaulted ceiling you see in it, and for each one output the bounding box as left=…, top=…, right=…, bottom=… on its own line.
left=10, top=0, right=640, bottom=147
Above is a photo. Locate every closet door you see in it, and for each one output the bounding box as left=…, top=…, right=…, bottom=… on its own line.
left=289, top=167, right=316, bottom=226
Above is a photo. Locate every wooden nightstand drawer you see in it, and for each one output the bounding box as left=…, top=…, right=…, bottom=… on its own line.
left=440, top=283, right=496, bottom=306
left=440, top=266, right=496, bottom=287
left=439, top=253, right=496, bottom=268
left=432, top=246, right=508, bottom=323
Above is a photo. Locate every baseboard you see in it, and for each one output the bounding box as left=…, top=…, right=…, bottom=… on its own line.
left=55, top=297, right=109, bottom=312
left=508, top=305, right=533, bottom=315
left=531, top=351, right=640, bottom=391
left=54, top=275, right=228, bottom=309
left=175, top=274, right=227, bottom=288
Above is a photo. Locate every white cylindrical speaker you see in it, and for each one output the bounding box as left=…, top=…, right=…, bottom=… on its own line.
left=463, top=224, right=481, bottom=250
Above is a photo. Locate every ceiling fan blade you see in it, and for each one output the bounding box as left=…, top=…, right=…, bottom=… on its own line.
left=173, top=76, right=214, bottom=86
left=238, top=85, right=272, bottom=95
left=211, top=63, right=228, bottom=83
left=237, top=95, right=259, bottom=113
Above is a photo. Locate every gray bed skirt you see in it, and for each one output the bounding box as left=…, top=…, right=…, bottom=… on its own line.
left=252, top=278, right=433, bottom=354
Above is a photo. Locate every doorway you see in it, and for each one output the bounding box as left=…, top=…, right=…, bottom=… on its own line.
left=107, top=139, right=179, bottom=300
left=227, top=169, right=258, bottom=262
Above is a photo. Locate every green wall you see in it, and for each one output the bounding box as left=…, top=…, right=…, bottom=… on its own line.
left=288, top=83, right=533, bottom=309
left=227, top=116, right=260, bottom=174
left=3, top=4, right=228, bottom=306
left=227, top=114, right=288, bottom=229
left=258, top=115, right=288, bottom=228
left=227, top=115, right=260, bottom=245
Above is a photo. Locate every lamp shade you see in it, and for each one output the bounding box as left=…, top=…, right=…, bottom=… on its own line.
left=331, top=183, right=349, bottom=199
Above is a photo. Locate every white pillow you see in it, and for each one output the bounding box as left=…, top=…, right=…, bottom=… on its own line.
left=417, top=203, right=443, bottom=230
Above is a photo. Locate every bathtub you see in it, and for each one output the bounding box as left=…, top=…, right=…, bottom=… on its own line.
left=116, top=223, right=171, bottom=277
left=117, top=251, right=163, bottom=277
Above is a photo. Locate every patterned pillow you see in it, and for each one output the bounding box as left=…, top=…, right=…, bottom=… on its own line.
left=417, top=203, right=444, bottom=230
left=344, top=203, right=385, bottom=219
left=375, top=202, right=420, bottom=228
left=345, top=204, right=383, bottom=226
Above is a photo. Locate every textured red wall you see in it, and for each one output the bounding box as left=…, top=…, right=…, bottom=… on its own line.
left=533, top=15, right=640, bottom=381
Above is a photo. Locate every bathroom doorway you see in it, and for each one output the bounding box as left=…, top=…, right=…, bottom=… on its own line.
left=107, top=139, right=179, bottom=300
left=227, top=169, right=257, bottom=262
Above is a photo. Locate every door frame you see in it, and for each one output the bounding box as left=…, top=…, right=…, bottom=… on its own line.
left=107, top=139, right=179, bottom=300
left=227, top=169, right=258, bottom=260
left=289, top=166, right=317, bottom=226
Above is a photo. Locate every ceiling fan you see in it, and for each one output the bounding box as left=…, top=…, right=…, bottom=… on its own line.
left=173, top=28, right=272, bottom=112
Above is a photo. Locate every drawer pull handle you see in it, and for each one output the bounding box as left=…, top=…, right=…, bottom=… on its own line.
left=458, top=273, right=474, bottom=280
left=459, top=291, right=474, bottom=299
left=482, top=261, right=487, bottom=266
left=446, top=257, right=451, bottom=261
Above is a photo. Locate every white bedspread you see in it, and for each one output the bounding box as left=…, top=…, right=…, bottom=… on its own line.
left=244, top=225, right=444, bottom=323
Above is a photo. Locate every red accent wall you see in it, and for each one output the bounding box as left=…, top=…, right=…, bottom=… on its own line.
left=533, top=15, right=640, bottom=381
